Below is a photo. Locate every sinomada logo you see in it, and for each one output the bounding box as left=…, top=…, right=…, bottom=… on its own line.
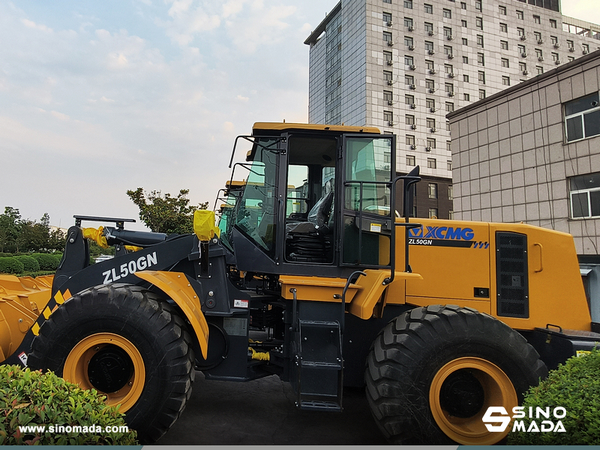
left=482, top=406, right=567, bottom=433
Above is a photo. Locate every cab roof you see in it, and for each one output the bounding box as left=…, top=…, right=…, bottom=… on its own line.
left=252, top=122, right=381, bottom=135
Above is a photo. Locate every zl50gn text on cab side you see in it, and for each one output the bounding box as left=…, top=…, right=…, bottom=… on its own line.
left=0, top=122, right=598, bottom=445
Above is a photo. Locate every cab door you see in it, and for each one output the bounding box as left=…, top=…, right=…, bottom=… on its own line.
left=339, top=135, right=395, bottom=268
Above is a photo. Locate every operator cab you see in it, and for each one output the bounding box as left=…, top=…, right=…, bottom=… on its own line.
left=227, top=123, right=397, bottom=278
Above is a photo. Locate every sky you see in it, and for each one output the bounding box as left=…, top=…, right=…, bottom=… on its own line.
left=0, top=0, right=599, bottom=231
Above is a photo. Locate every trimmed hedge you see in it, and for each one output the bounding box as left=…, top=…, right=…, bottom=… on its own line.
left=508, top=349, right=600, bottom=445
left=0, top=257, right=24, bottom=274
left=31, top=253, right=60, bottom=271
left=0, top=365, right=138, bottom=445
left=14, top=255, right=40, bottom=272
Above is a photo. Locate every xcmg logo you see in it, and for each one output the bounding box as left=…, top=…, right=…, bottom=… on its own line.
left=409, top=226, right=475, bottom=240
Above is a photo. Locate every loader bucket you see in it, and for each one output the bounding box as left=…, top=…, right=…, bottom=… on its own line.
left=0, top=275, right=53, bottom=362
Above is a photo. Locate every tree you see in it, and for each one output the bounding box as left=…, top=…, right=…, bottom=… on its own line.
left=0, top=207, right=22, bottom=253
left=126, top=188, right=208, bottom=234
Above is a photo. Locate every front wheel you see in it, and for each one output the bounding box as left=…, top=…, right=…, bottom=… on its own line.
left=28, top=284, right=195, bottom=443
left=365, top=305, right=547, bottom=445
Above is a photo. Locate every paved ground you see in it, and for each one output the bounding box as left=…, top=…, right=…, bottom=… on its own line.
left=159, top=372, right=387, bottom=445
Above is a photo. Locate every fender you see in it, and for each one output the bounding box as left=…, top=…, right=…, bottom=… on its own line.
left=135, top=271, right=209, bottom=360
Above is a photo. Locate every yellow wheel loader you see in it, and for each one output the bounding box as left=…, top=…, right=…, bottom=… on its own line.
left=1, top=122, right=598, bottom=444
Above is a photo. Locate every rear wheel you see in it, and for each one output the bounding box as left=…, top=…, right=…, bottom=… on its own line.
left=365, top=305, right=547, bottom=445
left=28, top=284, right=195, bottom=443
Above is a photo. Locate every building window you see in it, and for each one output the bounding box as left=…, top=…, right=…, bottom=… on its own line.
left=384, top=90, right=393, bottom=103
left=447, top=159, right=453, bottom=171
left=425, top=41, right=434, bottom=53
left=519, top=44, right=526, bottom=56
left=517, top=27, right=525, bottom=37
left=534, top=31, right=542, bottom=43
left=427, top=137, right=436, bottom=149
left=552, top=52, right=560, bottom=63
left=404, top=17, right=414, bottom=28
left=461, top=2, right=466, bottom=9
left=476, top=17, right=483, bottom=30
left=461, top=19, right=467, bottom=28
left=550, top=19, right=557, bottom=28
left=446, top=102, right=455, bottom=112
left=464, top=93, right=470, bottom=101
left=445, top=83, right=454, bottom=95
left=384, top=70, right=393, bottom=83
left=406, top=155, right=416, bottom=166
left=475, top=0, right=482, bottom=11
left=533, top=15, right=541, bottom=24
left=462, top=56, right=469, bottom=64
left=551, top=35, right=558, bottom=46
left=501, top=58, right=509, bottom=68
left=404, top=0, right=413, bottom=9
left=383, top=0, right=391, bottom=3
left=427, top=158, right=437, bottom=169
left=444, top=27, right=453, bottom=39
left=443, top=8, right=452, bottom=19
left=536, top=65, right=543, bottom=75
left=444, top=45, right=453, bottom=58
left=463, top=74, right=469, bottom=82
left=565, top=92, right=600, bottom=142
left=500, top=23, right=507, bottom=33
left=567, top=40, right=574, bottom=51
left=428, top=183, right=438, bottom=199
left=405, top=114, right=415, bottom=125
left=478, top=71, right=485, bottom=83
left=426, top=78, right=435, bottom=91
left=444, top=64, right=453, bottom=74
left=384, top=111, right=393, bottom=123
left=502, top=76, right=510, bottom=86
left=462, top=37, right=468, bottom=46
left=499, top=5, right=506, bottom=15
left=448, top=185, right=453, bottom=200
left=405, top=54, right=414, bottom=66
left=406, top=134, right=415, bottom=146
left=583, top=43, right=590, bottom=54
left=383, top=31, right=393, bottom=43
left=383, top=12, right=392, bottom=23
left=536, top=48, right=543, bottom=60
left=405, top=94, right=414, bottom=106
left=501, top=40, right=508, bottom=50
left=477, top=52, right=485, bottom=65
left=477, top=35, right=484, bottom=47
left=479, top=89, right=486, bottom=100
left=569, top=173, right=600, bottom=218
left=426, top=117, right=436, bottom=129
left=424, top=3, right=433, bottom=14
left=426, top=59, right=435, bottom=71
left=426, top=97, right=435, bottom=109
left=429, top=208, right=438, bottom=218
left=405, top=74, right=414, bottom=85
left=568, top=56, right=575, bottom=62
left=519, top=62, right=527, bottom=73
left=517, top=10, right=524, bottom=19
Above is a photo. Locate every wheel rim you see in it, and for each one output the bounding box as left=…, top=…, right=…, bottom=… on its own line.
left=63, top=333, right=146, bottom=412
left=429, top=356, right=517, bottom=445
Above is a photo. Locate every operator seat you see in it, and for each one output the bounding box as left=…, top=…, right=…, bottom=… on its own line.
left=286, top=182, right=334, bottom=262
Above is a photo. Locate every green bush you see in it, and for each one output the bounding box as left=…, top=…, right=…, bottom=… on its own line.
left=0, top=365, right=138, bottom=445
left=0, top=257, right=24, bottom=274
left=508, top=350, right=600, bottom=445
left=31, top=253, right=60, bottom=271
left=14, top=255, right=40, bottom=272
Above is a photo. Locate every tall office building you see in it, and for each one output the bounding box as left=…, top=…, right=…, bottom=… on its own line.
left=305, top=0, right=600, bottom=218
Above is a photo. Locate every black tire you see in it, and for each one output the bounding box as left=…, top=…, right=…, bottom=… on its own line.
left=28, top=284, right=195, bottom=443
left=365, top=305, right=547, bottom=445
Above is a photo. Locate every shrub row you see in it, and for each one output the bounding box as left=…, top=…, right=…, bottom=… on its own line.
left=0, top=365, right=138, bottom=445
left=0, top=253, right=62, bottom=275
left=508, top=349, right=600, bottom=445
